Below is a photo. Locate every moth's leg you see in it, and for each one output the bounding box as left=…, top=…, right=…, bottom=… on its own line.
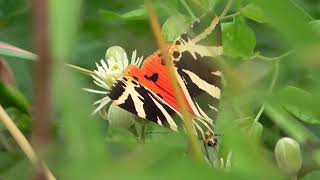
left=139, top=124, right=147, bottom=144
left=128, top=124, right=140, bottom=142
left=203, top=141, right=213, bottom=167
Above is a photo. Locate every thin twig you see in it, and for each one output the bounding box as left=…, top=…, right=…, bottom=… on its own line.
left=290, top=0, right=314, bottom=20
left=179, top=0, right=196, bottom=20
left=254, top=60, right=280, bottom=123
left=189, top=0, right=208, bottom=12
left=220, top=0, right=233, bottom=18
left=145, top=0, right=203, bottom=163
left=32, top=0, right=52, bottom=145
left=220, top=12, right=240, bottom=21
left=32, top=0, right=53, bottom=179
left=0, top=105, right=56, bottom=180
left=254, top=50, right=294, bottom=61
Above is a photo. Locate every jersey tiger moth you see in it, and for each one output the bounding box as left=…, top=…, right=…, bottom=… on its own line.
left=91, top=11, right=223, bottom=148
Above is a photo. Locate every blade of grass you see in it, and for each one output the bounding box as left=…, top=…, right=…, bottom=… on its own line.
left=0, top=105, right=55, bottom=180
left=145, top=0, right=203, bottom=163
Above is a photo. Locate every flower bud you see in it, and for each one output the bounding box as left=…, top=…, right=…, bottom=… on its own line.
left=275, top=137, right=302, bottom=175
left=105, top=46, right=127, bottom=63
left=107, top=103, right=135, bottom=129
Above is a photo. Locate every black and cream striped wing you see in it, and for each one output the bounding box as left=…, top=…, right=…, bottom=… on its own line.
left=170, top=14, right=223, bottom=124
left=108, top=76, right=184, bottom=132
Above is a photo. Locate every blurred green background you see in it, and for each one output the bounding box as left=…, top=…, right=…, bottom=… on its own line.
left=0, top=0, right=320, bottom=179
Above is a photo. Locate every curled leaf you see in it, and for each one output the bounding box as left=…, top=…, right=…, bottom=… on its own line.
left=0, top=42, right=36, bottom=61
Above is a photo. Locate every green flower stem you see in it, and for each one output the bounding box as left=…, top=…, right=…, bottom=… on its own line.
left=220, top=12, right=240, bottom=21
left=290, top=0, right=314, bottom=20
left=253, top=50, right=294, bottom=123
left=254, top=60, right=279, bottom=123
left=254, top=50, right=294, bottom=61
left=220, top=0, right=233, bottom=18
left=179, top=0, right=196, bottom=20
left=189, top=0, right=208, bottom=11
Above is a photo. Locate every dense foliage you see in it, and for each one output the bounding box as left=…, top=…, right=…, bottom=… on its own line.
left=0, top=0, right=320, bottom=179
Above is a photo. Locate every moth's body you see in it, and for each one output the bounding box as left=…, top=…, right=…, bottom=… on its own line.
left=108, top=13, right=223, bottom=147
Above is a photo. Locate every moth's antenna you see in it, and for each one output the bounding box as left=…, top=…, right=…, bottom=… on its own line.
left=214, top=133, right=223, bottom=136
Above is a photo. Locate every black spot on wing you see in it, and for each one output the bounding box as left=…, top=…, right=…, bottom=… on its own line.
left=132, top=80, right=138, bottom=86
left=156, top=93, right=163, bottom=99
left=144, top=73, right=158, bottom=82
left=133, top=76, right=138, bottom=81
left=180, top=33, right=189, bottom=42
left=109, top=80, right=126, bottom=100
left=172, top=51, right=180, bottom=59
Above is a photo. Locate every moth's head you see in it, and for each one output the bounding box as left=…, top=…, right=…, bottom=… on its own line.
left=205, top=132, right=221, bottom=148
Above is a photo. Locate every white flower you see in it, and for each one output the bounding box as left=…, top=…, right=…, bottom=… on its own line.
left=84, top=46, right=143, bottom=114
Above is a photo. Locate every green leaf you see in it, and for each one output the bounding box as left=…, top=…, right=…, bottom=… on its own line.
left=251, top=0, right=318, bottom=46
left=277, top=86, right=320, bottom=124
left=100, top=1, right=179, bottom=23
left=154, top=0, right=179, bottom=15
left=161, top=14, right=192, bottom=42
left=222, top=17, right=256, bottom=59
left=99, top=10, right=123, bottom=21
left=100, top=7, right=147, bottom=22
left=302, top=171, right=320, bottom=180
left=207, top=0, right=223, bottom=9
left=0, top=42, right=36, bottom=61
left=122, top=8, right=147, bottom=20
left=0, top=82, right=30, bottom=114
left=240, top=3, right=267, bottom=23
left=310, top=20, right=320, bottom=36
